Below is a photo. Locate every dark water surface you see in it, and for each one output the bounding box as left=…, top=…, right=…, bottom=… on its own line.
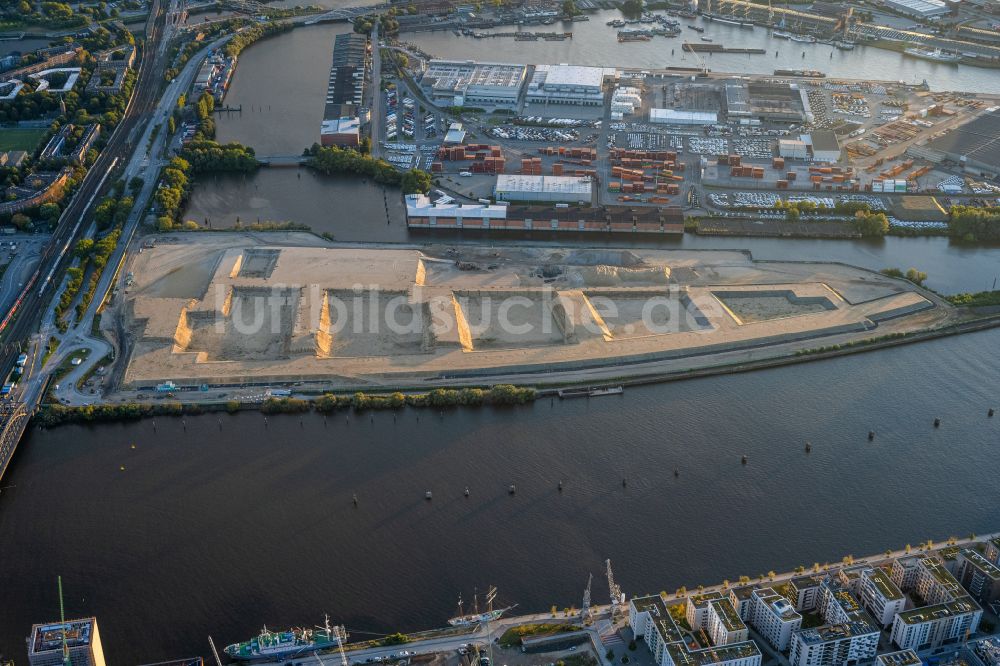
left=2, top=326, right=1000, bottom=663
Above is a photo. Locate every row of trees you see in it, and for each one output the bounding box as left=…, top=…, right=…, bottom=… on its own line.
left=304, top=144, right=431, bottom=194
left=949, top=205, right=1000, bottom=243
left=851, top=211, right=890, bottom=238
left=180, top=140, right=258, bottom=174
left=880, top=267, right=927, bottom=286
left=224, top=21, right=293, bottom=58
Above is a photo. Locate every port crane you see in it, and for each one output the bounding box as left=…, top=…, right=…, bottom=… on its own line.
left=606, top=559, right=625, bottom=621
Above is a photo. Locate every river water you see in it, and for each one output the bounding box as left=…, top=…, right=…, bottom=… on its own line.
left=3, top=12, right=1000, bottom=666
left=2, top=324, right=1000, bottom=663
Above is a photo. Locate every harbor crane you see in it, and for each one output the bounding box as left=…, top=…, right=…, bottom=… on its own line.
left=606, top=559, right=625, bottom=621
left=582, top=573, right=593, bottom=622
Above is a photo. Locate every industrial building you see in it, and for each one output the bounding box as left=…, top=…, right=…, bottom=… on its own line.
left=420, top=60, right=527, bottom=108
left=649, top=108, right=718, bottom=125
left=494, top=174, right=593, bottom=203
left=912, top=109, right=1000, bottom=178
left=525, top=65, right=615, bottom=106
left=321, top=33, right=367, bottom=146
left=405, top=194, right=683, bottom=234
left=747, top=82, right=811, bottom=123
left=882, top=0, right=950, bottom=19
left=808, top=131, right=842, bottom=162
left=28, top=617, right=106, bottom=666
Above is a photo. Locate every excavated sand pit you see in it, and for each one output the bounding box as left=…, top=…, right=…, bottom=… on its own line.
left=118, top=238, right=950, bottom=389
left=712, top=290, right=837, bottom=325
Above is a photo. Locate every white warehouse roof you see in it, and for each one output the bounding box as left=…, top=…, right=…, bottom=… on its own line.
left=884, top=0, right=949, bottom=15
left=532, top=64, right=615, bottom=90
left=495, top=174, right=593, bottom=195
left=649, top=108, right=718, bottom=124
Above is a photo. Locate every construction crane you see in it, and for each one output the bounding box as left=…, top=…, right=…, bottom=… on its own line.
left=58, top=576, right=70, bottom=666
left=581, top=573, right=593, bottom=622
left=606, top=559, right=625, bottom=621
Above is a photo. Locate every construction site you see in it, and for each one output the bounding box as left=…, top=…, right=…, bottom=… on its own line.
left=113, top=233, right=958, bottom=392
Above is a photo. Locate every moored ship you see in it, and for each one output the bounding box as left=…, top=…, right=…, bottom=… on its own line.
left=224, top=616, right=346, bottom=662
left=903, top=46, right=961, bottom=63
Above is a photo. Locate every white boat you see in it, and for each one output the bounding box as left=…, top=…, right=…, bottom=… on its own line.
left=903, top=46, right=961, bottom=63
left=772, top=30, right=792, bottom=39
left=788, top=33, right=817, bottom=43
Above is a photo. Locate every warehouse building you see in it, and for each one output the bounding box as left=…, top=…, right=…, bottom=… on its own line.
left=650, top=108, right=718, bottom=125
left=320, top=33, right=367, bottom=146
left=911, top=109, right=1000, bottom=178
left=808, top=131, right=841, bottom=162
left=779, top=138, right=810, bottom=159
left=883, top=0, right=950, bottom=18
left=420, top=60, right=527, bottom=108
left=526, top=64, right=616, bottom=106
left=495, top=174, right=593, bottom=203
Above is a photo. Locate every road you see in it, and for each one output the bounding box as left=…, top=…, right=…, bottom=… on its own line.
left=0, top=0, right=181, bottom=482
left=47, top=32, right=238, bottom=407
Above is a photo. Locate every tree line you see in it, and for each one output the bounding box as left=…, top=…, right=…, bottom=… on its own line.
left=303, top=144, right=431, bottom=194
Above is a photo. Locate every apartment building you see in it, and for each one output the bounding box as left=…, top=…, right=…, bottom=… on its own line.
left=889, top=596, right=981, bottom=651
left=955, top=549, right=1000, bottom=605
left=630, top=596, right=761, bottom=666
left=858, top=568, right=907, bottom=628
left=874, top=649, right=922, bottom=666
left=788, top=575, right=825, bottom=612
left=789, top=618, right=880, bottom=666
left=749, top=587, right=802, bottom=651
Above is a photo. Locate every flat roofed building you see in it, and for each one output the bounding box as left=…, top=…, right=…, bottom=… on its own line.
left=819, top=578, right=864, bottom=626
left=750, top=587, right=802, bottom=651
left=708, top=598, right=749, bottom=646
left=420, top=60, right=527, bottom=108
left=526, top=64, right=615, bottom=106
left=631, top=596, right=759, bottom=666
left=687, top=591, right=725, bottom=630
left=789, top=617, right=880, bottom=666
left=883, top=0, right=950, bottom=18
left=920, top=109, right=1000, bottom=178
left=725, top=81, right=751, bottom=118
left=495, top=174, right=592, bottom=203
left=649, top=109, right=718, bottom=125
left=788, top=575, right=825, bottom=612
left=859, top=567, right=906, bottom=628
left=875, top=649, right=922, bottom=666
left=443, top=122, right=466, bottom=145
left=138, top=660, right=204, bottom=666
left=779, top=139, right=809, bottom=159
left=28, top=617, right=106, bottom=666
left=889, top=595, right=981, bottom=651
left=729, top=585, right=757, bottom=620
left=809, top=130, right=841, bottom=163
left=986, top=537, right=1000, bottom=566
left=320, top=116, right=360, bottom=146
left=955, top=548, right=1000, bottom=604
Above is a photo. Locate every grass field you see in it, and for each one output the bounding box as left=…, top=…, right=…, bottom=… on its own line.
left=0, top=127, right=48, bottom=152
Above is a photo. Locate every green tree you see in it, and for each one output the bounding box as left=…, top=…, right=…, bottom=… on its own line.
left=11, top=213, right=30, bottom=230
left=39, top=202, right=60, bottom=222
left=400, top=168, right=432, bottom=194
left=562, top=0, right=578, bottom=15
left=73, top=238, right=94, bottom=257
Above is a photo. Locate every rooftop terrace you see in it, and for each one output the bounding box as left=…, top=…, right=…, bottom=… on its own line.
left=962, top=549, right=1000, bottom=580
left=711, top=599, right=746, bottom=633
left=897, top=595, right=981, bottom=625
left=665, top=640, right=761, bottom=666
left=29, top=618, right=96, bottom=654
left=866, top=568, right=904, bottom=601
left=876, top=649, right=923, bottom=666
left=796, top=618, right=879, bottom=645
left=633, top=595, right=684, bottom=644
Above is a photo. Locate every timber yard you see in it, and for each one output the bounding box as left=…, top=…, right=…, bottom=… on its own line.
left=1, top=0, right=1000, bottom=660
